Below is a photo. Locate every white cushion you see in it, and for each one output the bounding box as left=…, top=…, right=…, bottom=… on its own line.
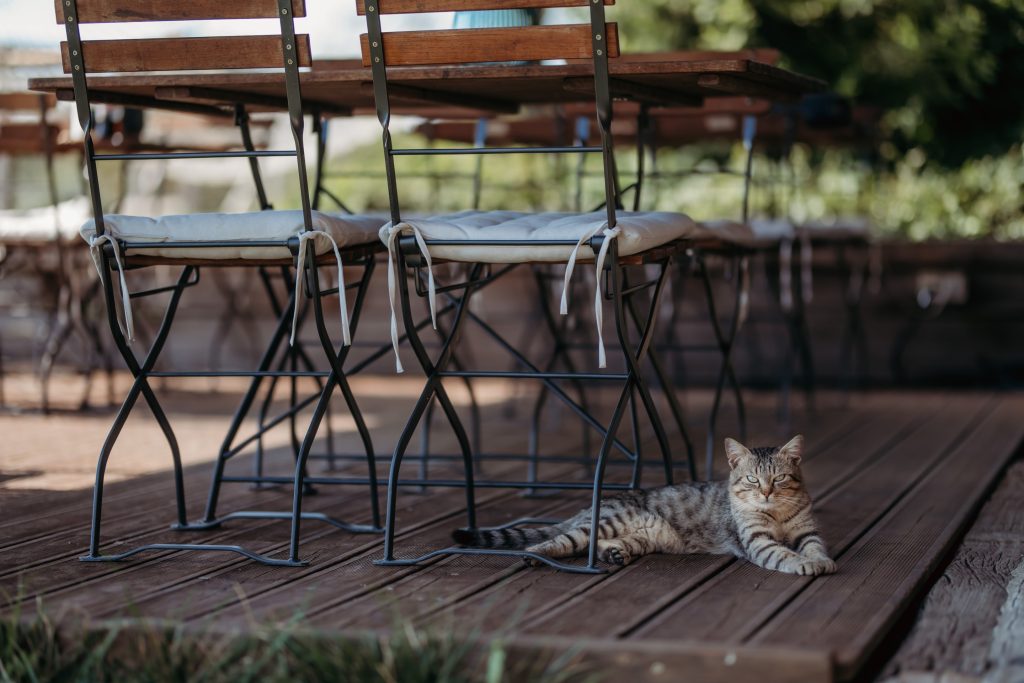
left=79, top=210, right=384, bottom=260
left=697, top=219, right=808, bottom=247
left=380, top=210, right=698, bottom=263
left=0, top=197, right=89, bottom=244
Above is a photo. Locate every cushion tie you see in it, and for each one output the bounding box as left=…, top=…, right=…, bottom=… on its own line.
left=87, top=234, right=134, bottom=343
left=559, top=221, right=608, bottom=316
left=591, top=226, right=622, bottom=368
left=381, top=221, right=437, bottom=373
left=292, top=230, right=350, bottom=348
left=559, top=221, right=619, bottom=368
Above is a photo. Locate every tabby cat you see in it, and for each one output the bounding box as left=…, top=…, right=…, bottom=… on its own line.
left=452, top=435, right=836, bottom=575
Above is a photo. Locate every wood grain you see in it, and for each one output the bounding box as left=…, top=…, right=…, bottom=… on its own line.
left=360, top=24, right=618, bottom=67
left=880, top=461, right=1024, bottom=680
left=750, top=396, right=1024, bottom=680
left=355, top=0, right=611, bottom=16
left=54, top=0, right=305, bottom=24
left=61, top=35, right=312, bottom=74
left=0, top=92, right=56, bottom=110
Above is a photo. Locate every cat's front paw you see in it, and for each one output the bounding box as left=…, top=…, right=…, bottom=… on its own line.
left=521, top=555, right=544, bottom=568
left=599, top=545, right=631, bottom=566
left=794, top=557, right=836, bottom=576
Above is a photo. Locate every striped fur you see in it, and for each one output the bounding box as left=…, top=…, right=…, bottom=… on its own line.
left=451, top=435, right=836, bottom=575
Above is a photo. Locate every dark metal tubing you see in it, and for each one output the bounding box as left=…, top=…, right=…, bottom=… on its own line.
left=460, top=304, right=636, bottom=460
left=698, top=252, right=748, bottom=479
left=222, top=476, right=636, bottom=491
left=391, top=146, right=602, bottom=156
left=147, top=370, right=330, bottom=378
left=94, top=150, right=297, bottom=161
left=438, top=370, right=627, bottom=380
left=128, top=270, right=201, bottom=299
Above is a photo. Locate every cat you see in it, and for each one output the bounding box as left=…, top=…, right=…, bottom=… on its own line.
left=452, top=435, right=836, bottom=575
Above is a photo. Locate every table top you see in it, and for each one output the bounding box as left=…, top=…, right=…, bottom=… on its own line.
left=419, top=102, right=880, bottom=150
left=29, top=54, right=825, bottom=118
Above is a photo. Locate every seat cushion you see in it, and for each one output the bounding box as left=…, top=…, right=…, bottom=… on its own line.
left=696, top=219, right=806, bottom=247
left=695, top=219, right=760, bottom=246
left=79, top=209, right=384, bottom=260
left=381, top=210, right=698, bottom=263
left=0, top=197, right=89, bottom=245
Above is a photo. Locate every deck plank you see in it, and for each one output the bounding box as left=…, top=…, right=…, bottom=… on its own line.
left=748, top=394, right=1024, bottom=680
left=879, top=460, right=1024, bottom=680
left=451, top=393, right=942, bottom=639
left=2, top=389, right=1021, bottom=683
left=623, top=393, right=986, bottom=643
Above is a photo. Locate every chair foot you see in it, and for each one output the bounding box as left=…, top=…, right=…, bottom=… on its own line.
left=79, top=543, right=310, bottom=567
left=374, top=547, right=607, bottom=574
left=179, top=510, right=382, bottom=535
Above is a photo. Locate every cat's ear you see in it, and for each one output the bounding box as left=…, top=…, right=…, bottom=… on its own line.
left=779, top=434, right=804, bottom=465
left=724, top=438, right=750, bottom=470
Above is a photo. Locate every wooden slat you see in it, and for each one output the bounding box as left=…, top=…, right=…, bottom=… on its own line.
left=750, top=397, right=1024, bottom=680
left=61, top=35, right=311, bottom=74
left=880, top=461, right=1024, bottom=679
left=360, top=24, right=618, bottom=67
left=54, top=0, right=305, bottom=24
left=356, top=0, right=610, bottom=16
left=0, top=92, right=56, bottom=110
left=423, top=396, right=937, bottom=639
left=624, top=396, right=985, bottom=644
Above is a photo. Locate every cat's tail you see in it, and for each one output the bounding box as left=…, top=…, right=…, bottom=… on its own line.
left=451, top=524, right=561, bottom=549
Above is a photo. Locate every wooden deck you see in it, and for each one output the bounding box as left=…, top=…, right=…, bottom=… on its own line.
left=1, top=382, right=1022, bottom=683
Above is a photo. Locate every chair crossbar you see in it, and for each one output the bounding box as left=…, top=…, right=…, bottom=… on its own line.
left=93, top=150, right=297, bottom=161
left=391, top=146, right=603, bottom=156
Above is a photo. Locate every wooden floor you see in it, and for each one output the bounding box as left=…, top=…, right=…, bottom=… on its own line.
left=1, top=382, right=1022, bottom=683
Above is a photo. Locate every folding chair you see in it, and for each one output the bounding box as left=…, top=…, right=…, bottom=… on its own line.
left=0, top=92, right=108, bottom=412
left=359, top=0, right=702, bottom=572
left=58, top=0, right=384, bottom=566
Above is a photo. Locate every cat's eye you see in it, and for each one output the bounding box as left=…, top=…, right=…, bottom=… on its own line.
left=745, top=475, right=758, bottom=484
left=774, top=474, right=788, bottom=482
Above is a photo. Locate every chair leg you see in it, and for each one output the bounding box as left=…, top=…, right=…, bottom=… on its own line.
left=84, top=265, right=194, bottom=559
left=378, top=261, right=483, bottom=563
left=623, top=269, right=696, bottom=481
left=201, top=284, right=296, bottom=524
left=527, top=266, right=594, bottom=485
left=698, top=254, right=747, bottom=480
left=307, top=259, right=382, bottom=530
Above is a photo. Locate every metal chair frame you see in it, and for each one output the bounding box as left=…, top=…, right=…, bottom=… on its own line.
left=362, top=0, right=691, bottom=572
left=63, top=0, right=381, bottom=567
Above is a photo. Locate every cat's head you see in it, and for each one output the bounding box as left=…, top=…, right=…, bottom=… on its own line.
left=724, top=435, right=806, bottom=512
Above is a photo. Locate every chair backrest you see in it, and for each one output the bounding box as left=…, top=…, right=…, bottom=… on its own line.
left=56, top=0, right=314, bottom=235
left=0, top=93, right=62, bottom=154
left=357, top=0, right=620, bottom=226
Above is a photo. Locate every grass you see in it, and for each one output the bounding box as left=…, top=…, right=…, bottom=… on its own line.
left=0, top=598, right=599, bottom=683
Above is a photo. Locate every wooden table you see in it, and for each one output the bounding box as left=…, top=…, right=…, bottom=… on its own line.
left=29, top=55, right=824, bottom=118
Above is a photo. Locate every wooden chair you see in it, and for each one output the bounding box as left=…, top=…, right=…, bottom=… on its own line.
left=359, top=0, right=703, bottom=572
left=56, top=0, right=385, bottom=566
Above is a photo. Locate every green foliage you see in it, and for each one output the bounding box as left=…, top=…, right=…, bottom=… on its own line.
left=0, top=605, right=599, bottom=683
left=614, top=0, right=1024, bottom=166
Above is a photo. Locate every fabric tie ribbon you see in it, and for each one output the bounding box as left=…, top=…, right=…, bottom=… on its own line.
left=292, top=230, right=350, bottom=348
left=87, top=234, right=134, bottom=343
left=561, top=222, right=621, bottom=368
left=382, top=221, right=436, bottom=373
